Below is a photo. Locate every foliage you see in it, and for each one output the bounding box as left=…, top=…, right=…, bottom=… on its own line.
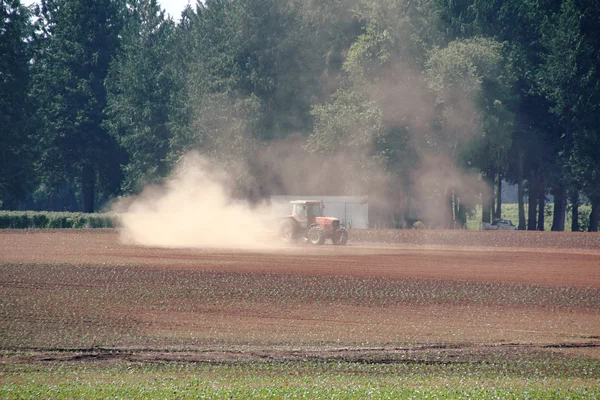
left=0, top=211, right=114, bottom=228
left=0, top=0, right=35, bottom=209
left=426, top=37, right=514, bottom=166
left=308, top=87, right=384, bottom=156
left=537, top=0, right=600, bottom=207
left=169, top=0, right=323, bottom=153
left=29, top=0, right=124, bottom=212
left=345, top=0, right=441, bottom=78
left=0, top=0, right=599, bottom=230
left=412, top=220, right=425, bottom=229
left=104, top=0, right=176, bottom=194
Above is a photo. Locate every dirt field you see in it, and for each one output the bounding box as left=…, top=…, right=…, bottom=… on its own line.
left=1, top=229, right=599, bottom=363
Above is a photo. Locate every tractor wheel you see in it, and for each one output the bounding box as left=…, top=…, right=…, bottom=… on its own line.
left=307, top=225, right=325, bottom=245
left=332, top=229, right=348, bottom=245
left=279, top=219, right=298, bottom=243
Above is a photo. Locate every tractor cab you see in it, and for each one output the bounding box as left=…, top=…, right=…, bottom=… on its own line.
left=290, top=200, right=323, bottom=227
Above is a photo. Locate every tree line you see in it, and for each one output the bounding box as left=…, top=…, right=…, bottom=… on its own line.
left=1, top=0, right=599, bottom=230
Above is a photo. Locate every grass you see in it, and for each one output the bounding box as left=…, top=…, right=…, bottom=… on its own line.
left=1, top=359, right=599, bottom=399
left=466, top=204, right=592, bottom=231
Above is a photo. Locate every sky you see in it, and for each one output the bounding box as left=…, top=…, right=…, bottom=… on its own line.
left=160, top=0, right=192, bottom=20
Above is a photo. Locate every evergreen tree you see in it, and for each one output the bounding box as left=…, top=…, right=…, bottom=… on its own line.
left=104, top=0, right=175, bottom=193
left=30, top=0, right=124, bottom=212
left=166, top=0, right=349, bottom=199
left=0, top=0, right=34, bottom=208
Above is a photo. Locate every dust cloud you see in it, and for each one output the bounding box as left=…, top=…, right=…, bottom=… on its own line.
left=113, top=2, right=502, bottom=242
left=113, top=152, right=286, bottom=250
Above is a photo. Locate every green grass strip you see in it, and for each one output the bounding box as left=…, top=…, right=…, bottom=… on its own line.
left=2, top=360, right=598, bottom=399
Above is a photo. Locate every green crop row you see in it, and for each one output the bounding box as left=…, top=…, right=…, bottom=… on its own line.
left=0, top=211, right=115, bottom=229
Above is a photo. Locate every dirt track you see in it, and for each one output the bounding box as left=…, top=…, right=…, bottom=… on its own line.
left=1, top=229, right=599, bottom=362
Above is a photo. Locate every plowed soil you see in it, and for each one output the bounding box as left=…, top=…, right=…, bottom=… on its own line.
left=1, top=229, right=599, bottom=363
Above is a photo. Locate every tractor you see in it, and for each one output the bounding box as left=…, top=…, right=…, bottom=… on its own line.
left=279, top=200, right=348, bottom=245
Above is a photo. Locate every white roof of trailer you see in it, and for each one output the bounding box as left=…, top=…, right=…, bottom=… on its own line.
left=274, top=196, right=368, bottom=204
left=289, top=200, right=323, bottom=204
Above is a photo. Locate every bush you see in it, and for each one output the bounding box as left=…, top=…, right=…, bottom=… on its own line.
left=0, top=211, right=115, bottom=229
left=412, top=221, right=425, bottom=229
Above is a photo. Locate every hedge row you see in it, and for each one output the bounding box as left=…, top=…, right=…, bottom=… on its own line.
left=0, top=211, right=115, bottom=229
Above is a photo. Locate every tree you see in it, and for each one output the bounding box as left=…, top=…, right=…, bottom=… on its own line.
left=104, top=0, right=175, bottom=193
left=426, top=37, right=514, bottom=226
left=30, top=0, right=124, bottom=212
left=434, top=0, right=570, bottom=231
left=0, top=0, right=34, bottom=208
left=291, top=0, right=362, bottom=78
left=166, top=0, right=354, bottom=199
left=307, top=86, right=386, bottom=187
left=537, top=0, right=600, bottom=231
left=171, top=0, right=326, bottom=142
left=305, top=0, right=443, bottom=227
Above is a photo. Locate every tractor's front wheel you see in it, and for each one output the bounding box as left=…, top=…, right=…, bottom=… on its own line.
left=332, top=229, right=348, bottom=245
left=307, top=225, right=325, bottom=245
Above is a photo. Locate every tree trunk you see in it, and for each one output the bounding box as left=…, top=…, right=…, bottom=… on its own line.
left=459, top=204, right=467, bottom=229
left=517, top=178, right=526, bottom=230
left=456, top=197, right=467, bottom=229
left=589, top=199, right=600, bottom=232
left=445, top=186, right=454, bottom=228
left=527, top=178, right=537, bottom=230
left=551, top=185, right=567, bottom=231
left=81, top=164, right=95, bottom=213
left=454, top=191, right=459, bottom=228
left=537, top=181, right=545, bottom=231
left=571, top=190, right=580, bottom=232
left=495, top=172, right=502, bottom=220
left=491, top=165, right=497, bottom=219
left=482, top=194, right=492, bottom=224
left=482, top=166, right=493, bottom=224
left=517, top=146, right=526, bottom=231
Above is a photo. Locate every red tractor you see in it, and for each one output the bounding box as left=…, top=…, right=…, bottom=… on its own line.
left=279, top=200, right=348, bottom=245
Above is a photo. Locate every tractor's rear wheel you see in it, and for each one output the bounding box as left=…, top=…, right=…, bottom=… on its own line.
left=279, top=219, right=298, bottom=243
left=307, top=225, right=325, bottom=245
left=332, top=229, right=348, bottom=245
